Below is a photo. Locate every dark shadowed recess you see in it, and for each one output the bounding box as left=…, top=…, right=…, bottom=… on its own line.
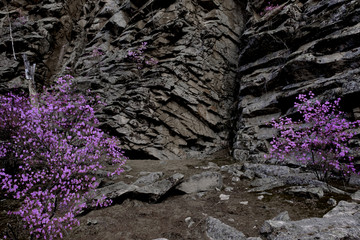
left=125, top=149, right=158, bottom=160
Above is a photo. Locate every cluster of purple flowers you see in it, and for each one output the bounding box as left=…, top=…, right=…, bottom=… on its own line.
left=260, top=1, right=280, bottom=16
left=11, top=11, right=28, bottom=25
left=0, top=75, right=127, bottom=239
left=91, top=48, right=103, bottom=58
left=127, top=42, right=158, bottom=70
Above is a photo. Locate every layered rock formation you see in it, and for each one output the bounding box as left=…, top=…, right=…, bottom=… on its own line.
left=233, top=0, right=360, bottom=163
left=1, top=0, right=360, bottom=161
left=0, top=0, right=245, bottom=159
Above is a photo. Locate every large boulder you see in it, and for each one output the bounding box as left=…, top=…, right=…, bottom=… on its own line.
left=260, top=201, right=360, bottom=239
left=206, top=216, right=247, bottom=240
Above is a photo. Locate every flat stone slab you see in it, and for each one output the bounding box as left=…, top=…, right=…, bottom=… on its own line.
left=249, top=177, right=285, bottom=192
left=286, top=186, right=324, bottom=199
left=176, top=171, right=222, bottom=193
left=94, top=181, right=137, bottom=201
left=351, top=190, right=360, bottom=201
left=136, top=173, right=184, bottom=202
left=243, top=163, right=293, bottom=178
left=323, top=201, right=360, bottom=218
left=92, top=173, right=184, bottom=204
left=133, top=172, right=164, bottom=186
left=261, top=201, right=360, bottom=239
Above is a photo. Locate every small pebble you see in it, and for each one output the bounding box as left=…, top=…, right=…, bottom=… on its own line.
left=197, top=192, right=206, bottom=198
left=220, top=194, right=230, bottom=201
left=185, top=217, right=195, bottom=228
left=232, top=176, right=240, bottom=182
left=86, top=219, right=98, bottom=225
left=239, top=201, right=248, bottom=205
left=257, top=195, right=264, bottom=200
left=327, top=198, right=337, bottom=206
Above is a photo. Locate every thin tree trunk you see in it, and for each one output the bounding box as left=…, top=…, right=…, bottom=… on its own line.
left=4, top=1, right=17, bottom=60
left=22, top=54, right=38, bottom=108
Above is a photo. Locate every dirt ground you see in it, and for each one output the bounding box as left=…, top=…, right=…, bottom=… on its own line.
left=0, top=151, right=351, bottom=240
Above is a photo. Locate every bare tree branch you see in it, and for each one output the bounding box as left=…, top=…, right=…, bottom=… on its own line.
left=4, top=2, right=17, bottom=60
left=22, top=54, right=38, bottom=108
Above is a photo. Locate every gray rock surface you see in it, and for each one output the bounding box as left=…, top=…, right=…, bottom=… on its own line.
left=243, top=163, right=293, bottom=178
left=272, top=211, right=291, bottom=222
left=176, top=171, right=222, bottom=193
left=136, top=173, right=184, bottom=202
left=260, top=211, right=290, bottom=233
left=133, top=172, right=164, bottom=186
left=94, top=181, right=137, bottom=201
left=286, top=186, right=324, bottom=199
left=206, top=216, right=247, bottom=240
left=351, top=190, right=360, bottom=201
left=323, top=201, right=360, bottom=218
left=248, top=177, right=285, bottom=192
left=92, top=173, right=184, bottom=204
left=349, top=175, right=360, bottom=187
left=260, top=201, right=360, bottom=239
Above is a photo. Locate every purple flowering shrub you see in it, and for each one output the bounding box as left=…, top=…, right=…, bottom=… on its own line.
left=267, top=91, right=360, bottom=182
left=0, top=75, right=127, bottom=239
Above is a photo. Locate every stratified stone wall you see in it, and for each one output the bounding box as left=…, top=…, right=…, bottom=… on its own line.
left=2, top=0, right=359, bottom=161
left=0, top=0, right=246, bottom=159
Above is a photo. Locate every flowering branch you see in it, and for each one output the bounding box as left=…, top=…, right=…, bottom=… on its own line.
left=267, top=91, right=360, bottom=182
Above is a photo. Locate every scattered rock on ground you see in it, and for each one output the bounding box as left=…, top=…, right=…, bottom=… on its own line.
left=92, top=173, right=184, bottom=204
left=94, top=181, right=137, bottom=202
left=243, top=163, right=293, bottom=178
left=327, top=198, right=337, bottom=207
left=136, top=173, right=184, bottom=202
left=323, top=201, right=360, bottom=218
left=272, top=211, right=291, bottom=221
left=260, top=201, right=360, bottom=239
left=249, top=177, right=285, bottom=192
left=351, top=190, right=360, bottom=201
left=176, top=171, right=223, bottom=193
left=206, top=216, right=247, bottom=240
left=219, top=194, right=230, bottom=201
left=286, top=186, right=324, bottom=199
left=133, top=172, right=164, bottom=186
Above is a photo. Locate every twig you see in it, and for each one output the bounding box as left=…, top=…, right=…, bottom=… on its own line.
left=22, top=54, right=38, bottom=108
left=5, top=3, right=17, bottom=60
left=56, top=44, right=68, bottom=71
left=6, top=223, right=19, bottom=240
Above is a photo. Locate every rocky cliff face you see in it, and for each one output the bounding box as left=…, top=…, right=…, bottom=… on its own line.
left=0, top=0, right=245, bottom=159
left=233, top=0, right=360, bottom=163
left=1, top=0, right=359, bottom=161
